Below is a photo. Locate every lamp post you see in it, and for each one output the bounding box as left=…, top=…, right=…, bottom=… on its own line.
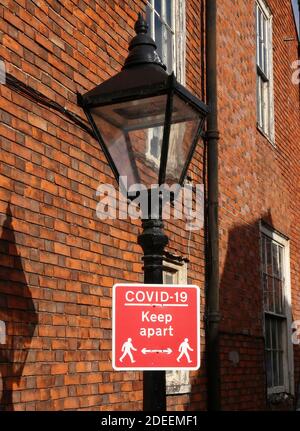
left=78, top=13, right=208, bottom=411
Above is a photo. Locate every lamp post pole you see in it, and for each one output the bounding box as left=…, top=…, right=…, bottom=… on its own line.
left=138, top=196, right=168, bottom=411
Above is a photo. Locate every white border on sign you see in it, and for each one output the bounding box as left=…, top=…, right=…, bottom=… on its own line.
left=112, top=283, right=201, bottom=371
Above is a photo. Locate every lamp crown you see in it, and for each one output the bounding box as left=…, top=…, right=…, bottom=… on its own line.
left=123, top=13, right=166, bottom=70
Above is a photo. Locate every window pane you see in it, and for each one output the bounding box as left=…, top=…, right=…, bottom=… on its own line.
left=163, top=268, right=179, bottom=284
left=165, top=0, right=172, bottom=26
left=266, top=350, right=272, bottom=387
left=164, top=271, right=174, bottom=284
left=259, top=77, right=263, bottom=128
left=279, top=280, right=284, bottom=313
left=146, top=1, right=157, bottom=40
left=271, top=318, right=277, bottom=349
left=278, top=246, right=283, bottom=279
left=263, top=79, right=270, bottom=134
left=155, top=13, right=163, bottom=59
left=278, top=351, right=284, bottom=386
left=263, top=43, right=268, bottom=77
left=165, top=27, right=174, bottom=73
left=272, top=350, right=279, bottom=387
left=261, top=234, right=286, bottom=314
left=268, top=275, right=274, bottom=312
left=256, top=5, right=259, bottom=62
left=273, top=278, right=280, bottom=313
left=258, top=8, right=262, bottom=38
left=277, top=321, right=283, bottom=350
left=265, top=317, right=271, bottom=348
left=259, top=10, right=263, bottom=69
left=265, top=317, right=285, bottom=389
left=262, top=14, right=266, bottom=38
left=274, top=279, right=283, bottom=314
left=263, top=273, right=269, bottom=310
left=266, top=237, right=272, bottom=275
left=261, top=15, right=265, bottom=72
left=146, top=4, right=154, bottom=38
left=259, top=40, right=263, bottom=71
left=154, top=0, right=162, bottom=17
left=272, top=243, right=279, bottom=277
left=261, top=78, right=265, bottom=131
left=257, top=75, right=262, bottom=127
left=261, top=235, right=266, bottom=266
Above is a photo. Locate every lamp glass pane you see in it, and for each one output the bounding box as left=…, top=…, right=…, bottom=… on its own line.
left=165, top=94, right=202, bottom=185
left=90, top=95, right=167, bottom=189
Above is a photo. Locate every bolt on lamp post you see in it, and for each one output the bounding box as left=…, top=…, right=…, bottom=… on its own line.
left=78, top=13, right=208, bottom=411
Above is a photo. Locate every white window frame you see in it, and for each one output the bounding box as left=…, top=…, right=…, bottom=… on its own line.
left=146, top=0, right=186, bottom=166
left=256, top=0, right=275, bottom=143
left=163, top=258, right=191, bottom=395
left=260, top=224, right=294, bottom=396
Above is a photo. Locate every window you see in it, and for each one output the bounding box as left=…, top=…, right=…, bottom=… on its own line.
left=256, top=1, right=275, bottom=141
left=292, top=0, right=300, bottom=41
left=260, top=225, right=294, bottom=394
left=146, top=0, right=185, bottom=80
left=163, top=258, right=191, bottom=395
left=146, top=0, right=175, bottom=74
left=146, top=0, right=186, bottom=167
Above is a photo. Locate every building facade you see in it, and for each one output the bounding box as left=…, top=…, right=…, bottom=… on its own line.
left=0, top=0, right=299, bottom=411
left=218, top=0, right=300, bottom=410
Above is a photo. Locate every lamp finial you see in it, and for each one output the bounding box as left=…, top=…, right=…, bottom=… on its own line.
left=135, top=13, right=148, bottom=34
left=123, top=13, right=166, bottom=70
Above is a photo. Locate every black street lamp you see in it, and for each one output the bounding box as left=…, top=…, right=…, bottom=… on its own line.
left=78, top=13, right=208, bottom=411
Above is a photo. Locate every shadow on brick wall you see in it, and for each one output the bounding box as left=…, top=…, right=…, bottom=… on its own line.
left=169, top=211, right=297, bottom=411
left=0, top=202, right=38, bottom=411
left=211, top=211, right=295, bottom=410
left=213, top=215, right=268, bottom=410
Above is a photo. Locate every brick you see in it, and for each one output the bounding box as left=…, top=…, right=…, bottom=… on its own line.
left=50, top=386, right=68, bottom=400
left=51, top=364, right=68, bottom=375
left=64, top=398, right=80, bottom=410
left=54, top=242, right=71, bottom=256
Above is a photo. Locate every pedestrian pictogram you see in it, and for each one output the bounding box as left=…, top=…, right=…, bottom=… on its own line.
left=112, top=284, right=200, bottom=370
left=119, top=338, right=137, bottom=364
left=177, top=338, right=193, bottom=363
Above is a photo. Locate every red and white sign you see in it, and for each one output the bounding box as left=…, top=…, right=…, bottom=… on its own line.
left=112, top=284, right=200, bottom=370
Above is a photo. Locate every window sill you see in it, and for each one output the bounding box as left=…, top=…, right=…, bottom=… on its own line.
left=257, top=125, right=276, bottom=148
left=166, top=384, right=191, bottom=395
left=267, top=391, right=294, bottom=406
left=267, top=386, right=286, bottom=396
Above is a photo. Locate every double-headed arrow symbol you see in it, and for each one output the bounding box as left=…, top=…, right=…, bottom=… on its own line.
left=142, top=348, right=172, bottom=355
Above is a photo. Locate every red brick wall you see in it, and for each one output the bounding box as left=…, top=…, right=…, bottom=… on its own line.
left=0, top=0, right=206, bottom=411
left=218, top=0, right=300, bottom=410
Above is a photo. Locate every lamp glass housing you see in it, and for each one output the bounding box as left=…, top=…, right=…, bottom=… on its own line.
left=85, top=83, right=206, bottom=192
left=90, top=94, right=167, bottom=188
